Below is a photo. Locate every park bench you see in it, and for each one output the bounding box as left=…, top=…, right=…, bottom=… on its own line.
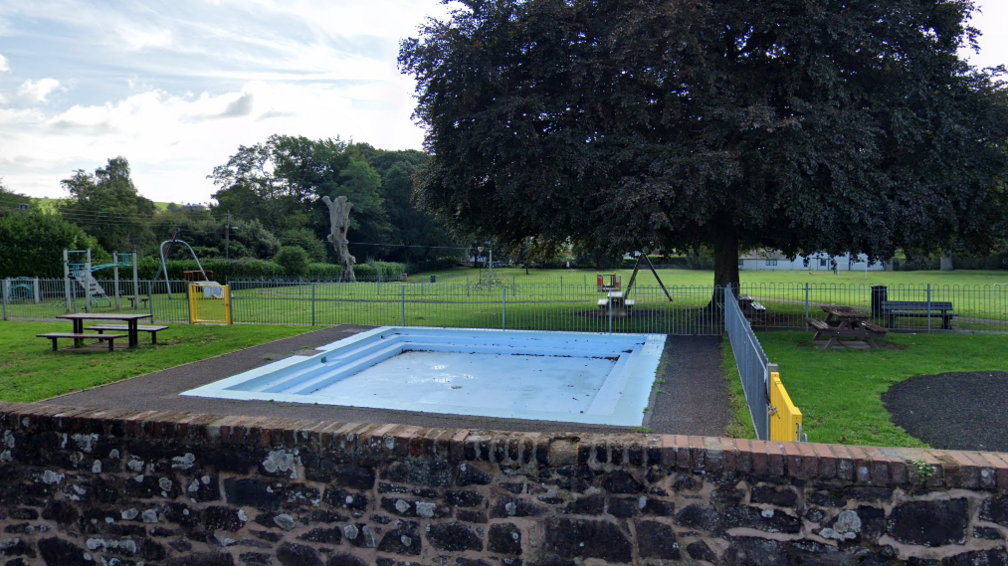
left=37, top=333, right=127, bottom=352
left=86, top=324, right=170, bottom=345
left=880, top=300, right=955, bottom=330
left=739, top=294, right=768, bottom=325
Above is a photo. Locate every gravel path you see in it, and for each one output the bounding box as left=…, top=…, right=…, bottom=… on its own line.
left=882, top=371, right=1008, bottom=452
left=37, top=326, right=730, bottom=435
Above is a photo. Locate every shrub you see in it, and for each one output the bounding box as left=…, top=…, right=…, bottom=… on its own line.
left=279, top=228, right=328, bottom=262
left=0, top=210, right=105, bottom=278
left=353, top=264, right=376, bottom=279
left=370, top=261, right=407, bottom=280
left=305, top=263, right=343, bottom=280
left=274, top=246, right=310, bottom=277
left=137, top=257, right=286, bottom=282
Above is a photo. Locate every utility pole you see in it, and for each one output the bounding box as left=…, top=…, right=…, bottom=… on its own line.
left=225, top=211, right=231, bottom=260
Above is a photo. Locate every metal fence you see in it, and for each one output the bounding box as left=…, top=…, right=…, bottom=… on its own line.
left=226, top=280, right=724, bottom=335
left=725, top=285, right=770, bottom=440
left=4, top=278, right=1008, bottom=335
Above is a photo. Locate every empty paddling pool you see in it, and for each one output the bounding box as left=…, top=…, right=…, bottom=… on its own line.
left=182, top=327, right=666, bottom=426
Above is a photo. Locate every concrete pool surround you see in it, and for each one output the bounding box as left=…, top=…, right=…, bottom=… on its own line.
left=182, top=327, right=666, bottom=426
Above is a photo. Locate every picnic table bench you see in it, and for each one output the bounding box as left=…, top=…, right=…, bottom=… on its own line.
left=880, top=300, right=955, bottom=329
left=807, top=306, right=887, bottom=349
left=86, top=324, right=170, bottom=345
left=739, top=294, right=767, bottom=325
left=36, top=333, right=127, bottom=352
left=54, top=313, right=152, bottom=348
left=597, top=292, right=636, bottom=313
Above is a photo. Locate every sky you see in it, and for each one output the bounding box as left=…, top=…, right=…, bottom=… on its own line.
left=0, top=1, right=1006, bottom=205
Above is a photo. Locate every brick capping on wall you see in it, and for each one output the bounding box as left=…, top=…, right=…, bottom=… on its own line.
left=3, top=401, right=1008, bottom=565
left=2, top=403, right=1003, bottom=490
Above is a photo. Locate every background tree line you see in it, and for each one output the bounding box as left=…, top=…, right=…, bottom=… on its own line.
left=0, top=136, right=462, bottom=278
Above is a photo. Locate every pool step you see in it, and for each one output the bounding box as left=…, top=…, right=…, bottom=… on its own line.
left=230, top=336, right=406, bottom=392
left=288, top=343, right=407, bottom=395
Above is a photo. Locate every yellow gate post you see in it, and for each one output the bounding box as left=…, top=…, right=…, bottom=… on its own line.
left=189, top=283, right=231, bottom=325
left=768, top=364, right=803, bottom=442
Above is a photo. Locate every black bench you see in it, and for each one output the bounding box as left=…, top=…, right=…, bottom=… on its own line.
left=37, top=333, right=127, bottom=352
left=87, top=324, right=169, bottom=345
left=880, top=301, right=955, bottom=330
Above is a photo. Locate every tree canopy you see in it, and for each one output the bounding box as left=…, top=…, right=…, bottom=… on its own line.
left=0, top=209, right=103, bottom=278
left=400, top=0, right=1008, bottom=287
left=353, top=145, right=459, bottom=263
left=59, top=157, right=158, bottom=253
left=209, top=135, right=392, bottom=261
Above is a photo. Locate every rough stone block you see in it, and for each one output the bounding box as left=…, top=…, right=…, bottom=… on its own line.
left=636, top=521, right=679, bottom=559
left=542, top=517, right=632, bottom=563
left=488, top=523, right=522, bottom=555
left=426, top=522, right=483, bottom=552
left=887, top=498, right=969, bottom=547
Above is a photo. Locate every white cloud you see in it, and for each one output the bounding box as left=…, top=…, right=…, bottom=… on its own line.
left=0, top=53, right=9, bottom=73
left=17, top=78, right=61, bottom=103
left=0, top=79, right=425, bottom=202
left=122, top=26, right=172, bottom=51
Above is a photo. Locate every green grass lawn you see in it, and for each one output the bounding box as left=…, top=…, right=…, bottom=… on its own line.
left=722, top=331, right=1008, bottom=447
left=0, top=321, right=313, bottom=403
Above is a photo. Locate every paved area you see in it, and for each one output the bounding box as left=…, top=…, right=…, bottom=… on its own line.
left=37, top=326, right=731, bottom=435
left=644, top=336, right=731, bottom=436
left=883, top=371, right=1008, bottom=452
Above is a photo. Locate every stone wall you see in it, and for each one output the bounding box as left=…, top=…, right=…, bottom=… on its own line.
left=1, top=403, right=1007, bottom=566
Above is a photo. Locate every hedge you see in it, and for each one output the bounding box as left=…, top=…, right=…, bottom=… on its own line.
left=136, top=258, right=404, bottom=283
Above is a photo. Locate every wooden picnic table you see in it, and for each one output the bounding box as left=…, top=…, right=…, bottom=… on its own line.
left=807, top=306, right=886, bottom=349
left=56, top=313, right=152, bottom=348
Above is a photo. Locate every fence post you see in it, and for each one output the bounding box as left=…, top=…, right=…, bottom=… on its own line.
left=767, top=363, right=778, bottom=440
left=2, top=278, right=8, bottom=321
left=804, top=283, right=810, bottom=330
left=84, top=253, right=92, bottom=313
left=32, top=278, right=40, bottom=305
left=401, top=285, right=406, bottom=327
left=502, top=287, right=506, bottom=330
left=148, top=281, right=154, bottom=321
left=927, top=284, right=932, bottom=333
left=311, top=282, right=317, bottom=326
left=63, top=249, right=72, bottom=313
left=608, top=293, right=613, bottom=334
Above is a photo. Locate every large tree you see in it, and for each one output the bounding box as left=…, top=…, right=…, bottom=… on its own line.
left=59, top=157, right=158, bottom=253
left=400, top=0, right=1008, bottom=289
left=209, top=135, right=392, bottom=261
left=352, top=144, right=459, bottom=263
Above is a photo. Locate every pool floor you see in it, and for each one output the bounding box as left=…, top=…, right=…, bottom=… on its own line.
left=182, top=327, right=666, bottom=426
left=324, top=351, right=615, bottom=414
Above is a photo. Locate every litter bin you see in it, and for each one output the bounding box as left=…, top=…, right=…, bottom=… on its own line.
left=871, top=285, right=888, bottom=318
left=430, top=275, right=436, bottom=283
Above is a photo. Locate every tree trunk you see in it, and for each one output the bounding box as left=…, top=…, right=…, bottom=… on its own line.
left=710, top=232, right=740, bottom=310
left=323, top=195, right=356, bottom=282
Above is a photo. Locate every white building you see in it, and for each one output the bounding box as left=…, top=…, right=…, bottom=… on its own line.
left=738, top=251, right=886, bottom=271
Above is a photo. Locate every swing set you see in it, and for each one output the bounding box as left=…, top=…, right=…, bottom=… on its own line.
left=597, top=253, right=673, bottom=315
